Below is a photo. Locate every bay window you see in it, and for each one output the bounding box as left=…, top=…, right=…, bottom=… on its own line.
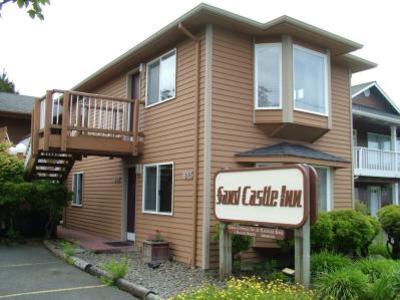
left=146, top=49, right=176, bottom=107
left=143, top=163, right=173, bottom=215
left=254, top=42, right=329, bottom=116
left=293, top=45, right=328, bottom=115
left=254, top=44, right=282, bottom=109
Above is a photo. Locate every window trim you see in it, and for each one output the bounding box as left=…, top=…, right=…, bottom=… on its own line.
left=254, top=43, right=283, bottom=110
left=71, top=171, right=84, bottom=207
left=142, top=162, right=174, bottom=216
left=313, top=166, right=332, bottom=212
left=293, top=44, right=329, bottom=117
left=145, top=49, right=177, bottom=108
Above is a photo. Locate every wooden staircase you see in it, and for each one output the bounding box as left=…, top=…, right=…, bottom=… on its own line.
left=25, top=89, right=143, bottom=182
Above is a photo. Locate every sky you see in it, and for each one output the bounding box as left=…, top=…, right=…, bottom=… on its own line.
left=0, top=0, right=398, bottom=104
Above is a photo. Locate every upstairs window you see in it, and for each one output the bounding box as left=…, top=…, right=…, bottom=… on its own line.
left=293, top=45, right=328, bottom=115
left=254, top=43, right=282, bottom=109
left=146, top=49, right=176, bottom=107
left=143, top=163, right=173, bottom=215
left=72, top=172, right=83, bottom=206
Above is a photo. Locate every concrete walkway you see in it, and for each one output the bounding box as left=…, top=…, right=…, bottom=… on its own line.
left=0, top=242, right=136, bottom=299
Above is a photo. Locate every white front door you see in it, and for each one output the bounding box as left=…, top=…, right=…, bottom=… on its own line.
left=370, top=186, right=381, bottom=217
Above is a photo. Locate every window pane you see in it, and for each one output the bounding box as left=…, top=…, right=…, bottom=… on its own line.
left=159, top=164, right=172, bottom=213
left=147, top=61, right=160, bottom=105
left=77, top=174, right=83, bottom=205
left=294, top=47, right=327, bottom=114
left=256, top=44, right=281, bottom=108
left=316, top=168, right=328, bottom=212
left=160, top=52, right=176, bottom=100
left=72, top=175, right=77, bottom=203
left=144, top=166, right=157, bottom=211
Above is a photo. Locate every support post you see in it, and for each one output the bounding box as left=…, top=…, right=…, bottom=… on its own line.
left=132, top=99, right=140, bottom=155
left=43, top=90, right=53, bottom=151
left=295, top=181, right=311, bottom=288
left=61, top=91, right=70, bottom=151
left=219, top=223, right=232, bottom=279
left=32, top=98, right=41, bottom=156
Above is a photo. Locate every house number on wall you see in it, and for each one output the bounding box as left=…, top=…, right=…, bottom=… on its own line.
left=182, top=170, right=194, bottom=180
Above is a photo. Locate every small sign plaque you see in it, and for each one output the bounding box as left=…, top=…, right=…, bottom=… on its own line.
left=226, top=224, right=285, bottom=240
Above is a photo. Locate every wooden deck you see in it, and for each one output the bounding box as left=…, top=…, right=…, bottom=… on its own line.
left=25, top=89, right=143, bottom=181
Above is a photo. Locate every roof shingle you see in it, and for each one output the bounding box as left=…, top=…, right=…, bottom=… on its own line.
left=0, top=92, right=35, bottom=114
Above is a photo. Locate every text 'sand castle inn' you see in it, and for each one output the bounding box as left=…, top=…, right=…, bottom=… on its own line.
left=25, top=4, right=378, bottom=268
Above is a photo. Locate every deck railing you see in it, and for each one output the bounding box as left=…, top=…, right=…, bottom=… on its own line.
left=353, top=146, right=400, bottom=178
left=31, top=89, right=141, bottom=157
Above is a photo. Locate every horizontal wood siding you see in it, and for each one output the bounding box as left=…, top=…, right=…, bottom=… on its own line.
left=293, top=111, right=328, bottom=128
left=65, top=75, right=127, bottom=240
left=134, top=34, right=204, bottom=266
left=210, top=27, right=353, bottom=265
left=254, top=110, right=283, bottom=123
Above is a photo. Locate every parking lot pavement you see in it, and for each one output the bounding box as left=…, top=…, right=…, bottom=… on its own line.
left=0, top=242, right=136, bottom=299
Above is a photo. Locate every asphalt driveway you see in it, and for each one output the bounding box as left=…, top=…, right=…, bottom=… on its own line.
left=0, top=242, right=136, bottom=299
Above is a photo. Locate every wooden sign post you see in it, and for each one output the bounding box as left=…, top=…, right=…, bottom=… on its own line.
left=214, top=164, right=317, bottom=286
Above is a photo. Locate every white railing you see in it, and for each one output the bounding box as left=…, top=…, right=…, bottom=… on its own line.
left=24, top=138, right=32, bottom=168
left=354, top=146, right=400, bottom=178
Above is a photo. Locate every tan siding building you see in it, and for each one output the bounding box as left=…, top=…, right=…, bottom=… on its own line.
left=28, top=4, right=377, bottom=268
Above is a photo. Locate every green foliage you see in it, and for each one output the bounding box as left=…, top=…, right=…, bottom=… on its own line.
left=173, top=277, right=314, bottom=300
left=370, top=264, right=400, bottom=300
left=0, top=0, right=50, bottom=20
left=59, top=240, right=79, bottom=257
left=212, top=223, right=252, bottom=255
left=369, top=242, right=391, bottom=259
left=310, top=251, right=351, bottom=277
left=353, top=258, right=396, bottom=283
left=0, top=148, right=24, bottom=183
left=355, top=200, right=368, bottom=215
left=378, top=205, right=400, bottom=259
left=0, top=69, right=17, bottom=93
left=314, top=268, right=370, bottom=300
left=101, top=258, right=128, bottom=285
left=311, top=210, right=380, bottom=257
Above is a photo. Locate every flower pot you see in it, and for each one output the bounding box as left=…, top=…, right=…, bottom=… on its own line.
left=142, top=240, right=170, bottom=263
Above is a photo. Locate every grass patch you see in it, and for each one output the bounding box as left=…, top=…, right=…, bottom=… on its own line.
left=311, top=251, right=351, bottom=277
left=101, top=257, right=128, bottom=285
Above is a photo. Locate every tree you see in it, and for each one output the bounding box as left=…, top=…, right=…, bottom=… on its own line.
left=378, top=205, right=400, bottom=259
left=0, top=69, right=17, bottom=93
left=0, top=0, right=49, bottom=20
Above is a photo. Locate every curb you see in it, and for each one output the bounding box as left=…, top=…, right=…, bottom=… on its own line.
left=43, top=240, right=162, bottom=300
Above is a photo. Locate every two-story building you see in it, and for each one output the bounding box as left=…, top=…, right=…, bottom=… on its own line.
left=352, top=82, right=400, bottom=216
left=25, top=4, right=376, bottom=268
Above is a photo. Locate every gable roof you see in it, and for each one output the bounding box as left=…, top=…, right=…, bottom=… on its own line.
left=236, top=142, right=348, bottom=163
left=351, top=81, right=400, bottom=115
left=0, top=92, right=35, bottom=115
left=72, top=3, right=376, bottom=92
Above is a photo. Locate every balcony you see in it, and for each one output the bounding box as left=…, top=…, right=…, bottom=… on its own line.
left=354, top=146, right=400, bottom=178
left=25, top=89, right=143, bottom=181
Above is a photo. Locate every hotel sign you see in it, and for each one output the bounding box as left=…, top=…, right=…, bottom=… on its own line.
left=214, top=165, right=309, bottom=228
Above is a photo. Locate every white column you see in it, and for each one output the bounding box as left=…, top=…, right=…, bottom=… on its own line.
left=391, top=126, right=399, bottom=204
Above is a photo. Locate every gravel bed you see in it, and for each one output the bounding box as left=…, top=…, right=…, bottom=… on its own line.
left=76, top=250, right=224, bottom=299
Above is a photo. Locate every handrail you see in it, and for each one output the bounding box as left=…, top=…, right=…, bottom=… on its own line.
left=31, top=89, right=142, bottom=155
left=354, top=146, right=400, bottom=174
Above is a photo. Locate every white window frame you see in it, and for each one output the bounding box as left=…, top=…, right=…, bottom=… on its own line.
left=145, top=49, right=177, bottom=108
left=142, top=162, right=174, bottom=216
left=71, top=171, right=83, bottom=207
left=293, top=44, right=329, bottom=117
left=313, top=166, right=332, bottom=212
left=254, top=43, right=283, bottom=110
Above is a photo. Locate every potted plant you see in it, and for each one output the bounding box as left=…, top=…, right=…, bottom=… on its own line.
left=142, top=230, right=170, bottom=263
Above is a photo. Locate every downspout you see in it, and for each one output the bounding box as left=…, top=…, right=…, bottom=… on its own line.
left=178, top=23, right=200, bottom=267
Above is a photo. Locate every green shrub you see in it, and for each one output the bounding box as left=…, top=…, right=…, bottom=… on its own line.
left=353, top=258, right=396, bottom=282
left=368, top=243, right=391, bottom=259
left=311, top=251, right=351, bottom=277
left=212, top=223, right=252, bottom=256
left=311, top=210, right=380, bottom=257
left=314, top=268, right=370, bottom=300
left=355, top=200, right=368, bottom=215
left=0, top=143, right=24, bottom=183
left=377, top=205, right=400, bottom=259
left=370, top=265, right=400, bottom=300
left=101, top=257, right=128, bottom=285
left=173, top=277, right=314, bottom=300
